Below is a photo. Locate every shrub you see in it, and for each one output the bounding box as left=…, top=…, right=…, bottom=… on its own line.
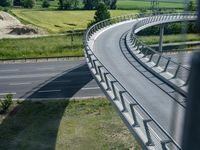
left=87, top=2, right=110, bottom=28
left=0, top=0, right=12, bottom=7
left=0, top=94, right=13, bottom=114
left=13, top=0, right=22, bottom=6
left=42, top=0, right=50, bottom=8
left=22, top=0, right=35, bottom=8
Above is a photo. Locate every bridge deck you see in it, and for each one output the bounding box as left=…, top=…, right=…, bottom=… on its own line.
left=92, top=21, right=185, bottom=145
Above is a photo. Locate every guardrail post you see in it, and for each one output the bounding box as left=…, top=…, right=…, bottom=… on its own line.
left=93, top=60, right=98, bottom=75
left=119, top=91, right=127, bottom=112
left=111, top=81, right=118, bottom=100
left=159, top=25, right=165, bottom=52
left=173, top=65, right=181, bottom=78
left=161, top=140, right=172, bottom=150
left=143, top=119, right=154, bottom=146
left=104, top=73, right=110, bottom=90
left=98, top=66, right=104, bottom=82
left=183, top=72, right=191, bottom=86
left=148, top=53, right=154, bottom=62
left=130, top=103, right=139, bottom=127
left=155, top=55, right=162, bottom=67
left=88, top=54, right=94, bottom=68
left=163, top=58, right=171, bottom=72
left=144, top=48, right=149, bottom=57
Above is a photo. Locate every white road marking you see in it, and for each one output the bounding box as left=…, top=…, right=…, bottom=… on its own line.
left=36, top=67, right=55, bottom=70
left=0, top=69, right=19, bottom=72
left=0, top=73, right=58, bottom=79
left=51, top=80, right=71, bottom=83
left=82, top=87, right=100, bottom=90
left=0, top=71, right=90, bottom=79
left=0, top=92, right=16, bottom=96
left=38, top=90, right=61, bottom=93
left=9, top=82, right=32, bottom=85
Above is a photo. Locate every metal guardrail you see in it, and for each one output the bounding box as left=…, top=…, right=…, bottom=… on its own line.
left=84, top=14, right=183, bottom=150
left=126, top=13, right=197, bottom=97
left=132, top=13, right=197, bottom=34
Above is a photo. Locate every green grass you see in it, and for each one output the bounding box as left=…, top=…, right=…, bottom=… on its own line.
left=0, top=34, right=83, bottom=59
left=0, top=98, right=141, bottom=150
left=33, top=0, right=194, bottom=10
left=11, top=9, right=138, bottom=33
left=117, top=0, right=184, bottom=9
left=139, top=34, right=200, bottom=45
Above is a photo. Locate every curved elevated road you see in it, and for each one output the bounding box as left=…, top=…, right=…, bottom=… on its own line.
left=92, top=20, right=184, bottom=146
left=84, top=13, right=197, bottom=149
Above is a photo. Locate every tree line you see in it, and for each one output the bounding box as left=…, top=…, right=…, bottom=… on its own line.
left=0, top=0, right=117, bottom=9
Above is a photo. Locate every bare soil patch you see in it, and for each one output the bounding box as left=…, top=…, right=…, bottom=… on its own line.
left=0, top=11, right=45, bottom=39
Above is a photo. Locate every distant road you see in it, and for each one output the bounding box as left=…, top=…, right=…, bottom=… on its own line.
left=0, top=60, right=104, bottom=100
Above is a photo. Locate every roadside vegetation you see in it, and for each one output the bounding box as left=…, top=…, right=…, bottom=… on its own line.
left=139, top=34, right=200, bottom=45
left=0, top=98, right=141, bottom=150
left=0, top=34, right=83, bottom=59
left=0, top=94, right=13, bottom=114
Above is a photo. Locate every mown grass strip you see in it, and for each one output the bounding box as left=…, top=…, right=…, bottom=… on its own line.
left=0, top=98, right=141, bottom=150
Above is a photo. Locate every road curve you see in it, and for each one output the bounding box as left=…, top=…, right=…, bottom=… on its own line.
left=92, top=20, right=185, bottom=146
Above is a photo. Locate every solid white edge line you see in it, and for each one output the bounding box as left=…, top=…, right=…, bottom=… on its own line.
left=38, top=90, right=61, bottom=93
left=0, top=92, right=17, bottom=96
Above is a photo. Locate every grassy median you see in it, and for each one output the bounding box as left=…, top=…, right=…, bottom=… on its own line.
left=0, top=98, right=141, bottom=150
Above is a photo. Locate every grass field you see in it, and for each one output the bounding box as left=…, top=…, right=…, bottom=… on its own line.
left=139, top=34, right=200, bottom=45
left=0, top=34, right=83, bottom=59
left=33, top=0, right=194, bottom=10
left=0, top=98, right=141, bottom=150
left=12, top=9, right=138, bottom=33
left=116, top=0, right=184, bottom=9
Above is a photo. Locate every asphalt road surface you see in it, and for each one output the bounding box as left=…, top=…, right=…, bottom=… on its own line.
left=92, top=20, right=187, bottom=145
left=0, top=60, right=104, bottom=100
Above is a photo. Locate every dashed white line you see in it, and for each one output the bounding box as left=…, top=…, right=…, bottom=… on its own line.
left=82, top=87, right=100, bottom=90
left=9, top=82, right=32, bottom=86
left=51, top=80, right=71, bottom=83
left=36, top=67, right=55, bottom=70
left=0, top=73, right=58, bottom=79
left=0, top=69, right=19, bottom=72
left=38, top=90, right=61, bottom=93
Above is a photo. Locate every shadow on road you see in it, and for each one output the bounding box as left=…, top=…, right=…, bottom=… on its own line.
left=20, top=63, right=93, bottom=99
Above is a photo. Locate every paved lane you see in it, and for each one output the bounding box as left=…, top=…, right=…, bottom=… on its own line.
left=92, top=21, right=185, bottom=145
left=0, top=60, right=104, bottom=100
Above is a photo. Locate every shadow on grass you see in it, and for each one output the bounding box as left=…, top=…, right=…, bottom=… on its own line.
left=0, top=100, right=69, bottom=150
left=0, top=63, right=93, bottom=150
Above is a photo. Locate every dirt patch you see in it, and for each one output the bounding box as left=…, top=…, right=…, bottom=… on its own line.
left=9, top=26, right=39, bottom=35
left=0, top=11, right=46, bottom=39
